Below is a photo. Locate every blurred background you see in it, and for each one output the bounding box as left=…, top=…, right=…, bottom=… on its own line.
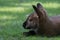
left=0, top=0, right=60, bottom=40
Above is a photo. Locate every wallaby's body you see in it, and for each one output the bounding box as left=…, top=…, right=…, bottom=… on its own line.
left=23, top=3, right=60, bottom=37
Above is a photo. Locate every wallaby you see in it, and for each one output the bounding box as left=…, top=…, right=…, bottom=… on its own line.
left=23, top=3, right=60, bottom=37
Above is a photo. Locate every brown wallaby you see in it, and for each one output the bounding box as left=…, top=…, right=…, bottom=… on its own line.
left=23, top=3, right=60, bottom=37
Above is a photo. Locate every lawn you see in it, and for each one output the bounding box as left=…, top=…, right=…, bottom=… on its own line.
left=0, top=0, right=60, bottom=40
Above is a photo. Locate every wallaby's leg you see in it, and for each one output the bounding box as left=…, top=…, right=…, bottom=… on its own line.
left=23, top=30, right=36, bottom=36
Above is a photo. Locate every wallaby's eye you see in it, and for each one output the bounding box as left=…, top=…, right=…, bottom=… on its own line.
left=29, top=19, right=33, bottom=21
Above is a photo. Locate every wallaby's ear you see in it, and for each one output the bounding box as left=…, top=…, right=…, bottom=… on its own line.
left=32, top=5, right=43, bottom=18
left=37, top=3, right=47, bottom=15
left=37, top=3, right=43, bottom=8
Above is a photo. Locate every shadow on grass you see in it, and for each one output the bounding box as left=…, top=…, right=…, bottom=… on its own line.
left=0, top=0, right=60, bottom=7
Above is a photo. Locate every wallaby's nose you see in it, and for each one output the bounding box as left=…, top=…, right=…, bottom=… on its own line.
left=23, top=22, right=26, bottom=28
left=23, top=21, right=31, bottom=29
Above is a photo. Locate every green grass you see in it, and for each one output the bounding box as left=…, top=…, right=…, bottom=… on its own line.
left=0, top=0, right=60, bottom=40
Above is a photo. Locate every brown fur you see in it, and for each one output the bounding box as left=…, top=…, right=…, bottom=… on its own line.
left=23, top=3, right=60, bottom=37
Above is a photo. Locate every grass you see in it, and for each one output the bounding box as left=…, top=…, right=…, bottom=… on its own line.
left=0, top=0, right=60, bottom=40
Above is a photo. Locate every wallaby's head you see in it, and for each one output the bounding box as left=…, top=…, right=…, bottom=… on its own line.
left=23, top=3, right=47, bottom=29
